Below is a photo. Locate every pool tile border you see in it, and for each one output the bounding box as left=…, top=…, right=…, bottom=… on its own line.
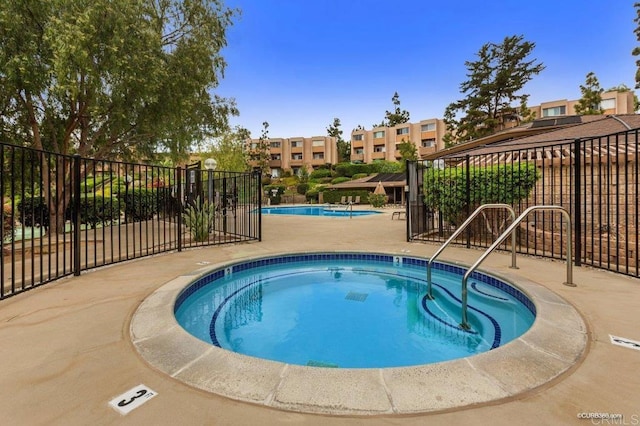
left=131, top=250, right=588, bottom=416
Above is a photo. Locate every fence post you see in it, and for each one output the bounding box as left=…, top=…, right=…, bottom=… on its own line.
left=254, top=169, right=262, bottom=241
left=573, top=139, right=582, bottom=266
left=465, top=155, right=471, bottom=249
left=177, top=166, right=182, bottom=252
left=73, top=154, right=81, bottom=276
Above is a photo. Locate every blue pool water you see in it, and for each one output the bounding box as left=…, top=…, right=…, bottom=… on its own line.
left=174, top=253, right=535, bottom=368
left=261, top=206, right=380, bottom=217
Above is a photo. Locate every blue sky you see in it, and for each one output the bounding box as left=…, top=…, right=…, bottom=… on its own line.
left=216, top=1, right=638, bottom=139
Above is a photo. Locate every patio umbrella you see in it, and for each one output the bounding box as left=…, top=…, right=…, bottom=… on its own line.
left=373, top=181, right=386, bottom=195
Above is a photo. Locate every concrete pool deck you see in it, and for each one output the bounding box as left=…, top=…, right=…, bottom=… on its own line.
left=1, top=209, right=639, bottom=425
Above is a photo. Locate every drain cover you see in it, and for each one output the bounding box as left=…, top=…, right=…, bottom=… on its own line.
left=345, top=291, right=368, bottom=302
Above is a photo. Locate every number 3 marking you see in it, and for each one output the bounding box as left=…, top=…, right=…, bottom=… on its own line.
left=118, top=389, right=147, bottom=407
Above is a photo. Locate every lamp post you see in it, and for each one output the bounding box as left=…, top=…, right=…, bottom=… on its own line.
left=204, top=158, right=217, bottom=205
left=124, top=174, right=132, bottom=223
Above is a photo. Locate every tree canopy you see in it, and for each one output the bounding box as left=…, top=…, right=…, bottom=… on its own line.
left=575, top=72, right=603, bottom=115
left=443, top=35, right=544, bottom=146
left=205, top=126, right=250, bottom=172
left=634, top=2, right=640, bottom=88
left=0, top=0, right=239, bottom=162
left=253, top=121, right=271, bottom=176
left=326, top=117, right=350, bottom=162
left=374, top=92, right=410, bottom=128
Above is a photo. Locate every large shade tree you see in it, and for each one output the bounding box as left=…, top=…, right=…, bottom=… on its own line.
left=0, top=0, right=238, bottom=232
left=443, top=35, right=544, bottom=146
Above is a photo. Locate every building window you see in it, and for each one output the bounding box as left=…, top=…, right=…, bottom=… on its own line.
left=250, top=142, right=258, bottom=149
left=421, top=138, right=435, bottom=148
left=353, top=134, right=364, bottom=141
left=354, top=148, right=364, bottom=154
left=291, top=140, right=303, bottom=148
left=542, top=106, right=566, bottom=117
left=421, top=123, right=436, bottom=132
left=396, top=127, right=409, bottom=135
left=601, top=98, right=616, bottom=110
left=313, top=153, right=324, bottom=160
left=373, top=131, right=385, bottom=138
left=270, top=168, right=281, bottom=178
left=270, top=141, right=281, bottom=148
left=374, top=145, right=385, bottom=153
left=291, top=153, right=303, bottom=160
left=312, top=139, right=324, bottom=147
left=270, top=154, right=281, bottom=160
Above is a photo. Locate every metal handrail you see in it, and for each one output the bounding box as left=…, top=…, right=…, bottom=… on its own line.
left=459, top=205, right=575, bottom=330
left=426, top=204, right=517, bottom=300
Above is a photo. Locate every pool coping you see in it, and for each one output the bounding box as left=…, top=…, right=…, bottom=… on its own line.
left=130, top=250, right=588, bottom=416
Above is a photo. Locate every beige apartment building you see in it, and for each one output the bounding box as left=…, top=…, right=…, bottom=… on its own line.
left=248, top=136, right=337, bottom=177
left=351, top=90, right=636, bottom=162
left=248, top=91, right=635, bottom=173
left=350, top=118, right=446, bottom=163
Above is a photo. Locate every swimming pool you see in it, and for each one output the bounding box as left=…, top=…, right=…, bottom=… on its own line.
left=174, top=253, right=535, bottom=368
left=261, top=206, right=380, bottom=217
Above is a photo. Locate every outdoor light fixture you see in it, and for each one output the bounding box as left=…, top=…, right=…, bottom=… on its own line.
left=204, top=158, right=217, bottom=171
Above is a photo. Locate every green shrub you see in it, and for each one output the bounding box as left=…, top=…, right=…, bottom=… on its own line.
left=369, top=160, right=403, bottom=173
left=182, top=197, right=216, bottom=242
left=17, top=196, right=49, bottom=228
left=77, top=195, right=122, bottom=228
left=351, top=173, right=369, bottom=180
left=331, top=177, right=351, bottom=184
left=368, top=193, right=387, bottom=208
left=296, top=183, right=310, bottom=195
left=305, top=188, right=319, bottom=203
left=334, top=162, right=371, bottom=177
left=121, top=188, right=157, bottom=222
left=309, top=169, right=332, bottom=180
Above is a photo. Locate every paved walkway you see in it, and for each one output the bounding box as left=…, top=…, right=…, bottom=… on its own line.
left=1, top=209, right=639, bottom=425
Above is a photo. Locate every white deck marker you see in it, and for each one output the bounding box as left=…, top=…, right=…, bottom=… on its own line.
left=109, top=384, right=157, bottom=415
left=610, top=335, right=640, bottom=351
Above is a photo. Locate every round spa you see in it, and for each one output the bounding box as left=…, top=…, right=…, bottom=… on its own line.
left=174, top=253, right=535, bottom=369
left=131, top=251, right=587, bottom=415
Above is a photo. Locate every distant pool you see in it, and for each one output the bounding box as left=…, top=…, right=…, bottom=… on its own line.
left=261, top=206, right=380, bottom=217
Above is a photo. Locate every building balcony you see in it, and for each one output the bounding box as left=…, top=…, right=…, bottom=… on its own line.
left=310, top=158, right=326, bottom=166
left=371, top=151, right=386, bottom=160
left=351, top=153, right=364, bottom=162
left=351, top=141, right=364, bottom=148
left=269, top=160, right=282, bottom=168
left=312, top=146, right=325, bottom=153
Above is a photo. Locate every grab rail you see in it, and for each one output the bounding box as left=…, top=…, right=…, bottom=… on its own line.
left=459, top=205, right=575, bottom=330
left=426, top=204, right=517, bottom=300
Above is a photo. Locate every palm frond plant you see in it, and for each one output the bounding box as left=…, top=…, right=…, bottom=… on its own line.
left=182, top=196, right=216, bottom=242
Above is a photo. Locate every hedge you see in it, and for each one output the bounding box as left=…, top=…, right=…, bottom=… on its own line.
left=423, top=162, right=539, bottom=225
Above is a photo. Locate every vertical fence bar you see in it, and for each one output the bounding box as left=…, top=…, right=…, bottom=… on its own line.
left=573, top=139, right=582, bottom=266
left=73, top=154, right=81, bottom=275
left=177, top=166, right=183, bottom=251
left=465, top=155, right=471, bottom=249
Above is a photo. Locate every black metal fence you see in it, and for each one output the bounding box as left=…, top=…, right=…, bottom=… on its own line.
left=408, top=128, right=639, bottom=278
left=1, top=142, right=261, bottom=299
